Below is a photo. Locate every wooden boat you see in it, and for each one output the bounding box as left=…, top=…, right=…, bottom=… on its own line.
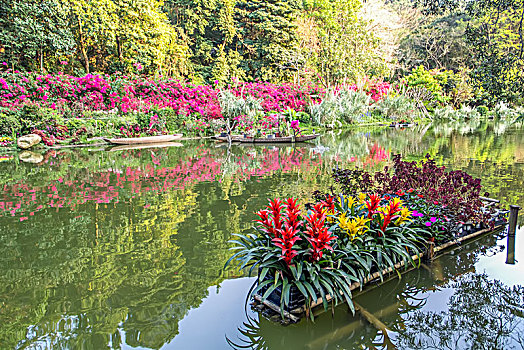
left=215, top=134, right=319, bottom=143
left=104, top=134, right=183, bottom=145
left=108, top=142, right=183, bottom=152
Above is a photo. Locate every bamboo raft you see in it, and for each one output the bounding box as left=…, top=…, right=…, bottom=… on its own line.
left=252, top=198, right=514, bottom=324
left=215, top=134, right=319, bottom=143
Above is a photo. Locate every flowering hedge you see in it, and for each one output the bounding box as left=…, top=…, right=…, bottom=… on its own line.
left=0, top=72, right=324, bottom=120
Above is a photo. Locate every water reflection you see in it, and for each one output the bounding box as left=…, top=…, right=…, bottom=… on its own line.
left=228, top=233, right=523, bottom=350
left=393, top=273, right=524, bottom=350
left=0, top=119, right=522, bottom=349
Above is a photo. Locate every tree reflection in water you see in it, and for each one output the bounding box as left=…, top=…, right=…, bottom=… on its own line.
left=393, top=274, right=524, bottom=350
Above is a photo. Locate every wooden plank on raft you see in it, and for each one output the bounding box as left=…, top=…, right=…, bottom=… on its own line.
left=253, top=294, right=300, bottom=323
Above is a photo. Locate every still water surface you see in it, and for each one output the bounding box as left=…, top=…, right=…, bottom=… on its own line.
left=0, top=120, right=523, bottom=349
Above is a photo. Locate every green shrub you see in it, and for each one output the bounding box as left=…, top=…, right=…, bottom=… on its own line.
left=308, top=89, right=371, bottom=127
left=0, top=111, right=21, bottom=136
left=373, top=94, right=416, bottom=120
left=282, top=108, right=311, bottom=125
left=432, top=105, right=480, bottom=120
left=404, top=66, right=457, bottom=110
left=218, top=90, right=263, bottom=119
left=476, top=105, right=489, bottom=116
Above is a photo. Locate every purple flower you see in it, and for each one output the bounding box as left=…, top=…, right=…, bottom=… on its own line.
left=425, top=222, right=432, bottom=227
left=412, top=210, right=424, bottom=217
left=290, top=120, right=299, bottom=130
left=430, top=217, right=437, bottom=223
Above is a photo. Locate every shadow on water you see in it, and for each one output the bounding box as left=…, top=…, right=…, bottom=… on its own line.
left=0, top=119, right=522, bottom=349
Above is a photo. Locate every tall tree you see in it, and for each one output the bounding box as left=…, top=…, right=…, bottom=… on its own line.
left=297, top=0, right=389, bottom=86
left=415, top=0, right=524, bottom=104
left=0, top=0, right=75, bottom=72
left=64, top=0, right=190, bottom=76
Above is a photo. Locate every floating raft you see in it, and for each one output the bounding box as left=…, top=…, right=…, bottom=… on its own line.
left=104, top=134, right=183, bottom=145
left=215, top=134, right=319, bottom=143
left=252, top=198, right=510, bottom=324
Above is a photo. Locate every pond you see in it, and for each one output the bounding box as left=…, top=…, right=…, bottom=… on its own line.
left=0, top=120, right=523, bottom=349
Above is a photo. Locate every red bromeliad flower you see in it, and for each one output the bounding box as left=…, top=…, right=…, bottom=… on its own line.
left=396, top=190, right=405, bottom=196
left=365, top=194, right=382, bottom=218
left=272, top=225, right=301, bottom=265
left=255, top=209, right=279, bottom=237
left=320, top=195, right=335, bottom=213
left=305, top=208, right=336, bottom=261
left=255, top=198, right=304, bottom=239
left=284, top=197, right=302, bottom=230
left=379, top=198, right=403, bottom=232
left=267, top=198, right=283, bottom=231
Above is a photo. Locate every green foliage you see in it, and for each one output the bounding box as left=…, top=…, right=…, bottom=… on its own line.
left=415, top=0, right=524, bottom=105
left=373, top=94, right=416, bottom=120
left=432, top=105, right=480, bottom=121
left=493, top=102, right=524, bottom=121
left=282, top=108, right=311, bottom=125
left=65, top=0, right=190, bottom=76
left=309, top=89, right=372, bottom=127
left=218, top=90, right=263, bottom=119
left=298, top=0, right=389, bottom=86
left=0, top=110, right=20, bottom=136
left=403, top=66, right=472, bottom=109
left=465, top=0, right=524, bottom=105
left=398, top=14, right=472, bottom=73
left=0, top=0, right=75, bottom=72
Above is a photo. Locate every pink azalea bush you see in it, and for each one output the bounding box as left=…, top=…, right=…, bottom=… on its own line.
left=0, top=71, right=326, bottom=120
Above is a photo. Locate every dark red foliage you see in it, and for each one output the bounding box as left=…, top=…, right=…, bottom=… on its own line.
left=332, top=154, right=490, bottom=223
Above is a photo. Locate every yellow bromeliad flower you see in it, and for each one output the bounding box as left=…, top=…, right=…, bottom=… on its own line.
left=325, top=208, right=336, bottom=223
left=343, top=195, right=356, bottom=209
left=396, top=207, right=412, bottom=225
left=338, top=213, right=370, bottom=240
left=358, top=193, right=367, bottom=204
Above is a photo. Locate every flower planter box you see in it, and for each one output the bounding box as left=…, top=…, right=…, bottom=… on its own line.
left=253, top=218, right=508, bottom=324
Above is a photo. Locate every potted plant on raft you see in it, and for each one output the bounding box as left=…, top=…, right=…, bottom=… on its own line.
left=226, top=198, right=360, bottom=319
left=225, top=194, right=430, bottom=320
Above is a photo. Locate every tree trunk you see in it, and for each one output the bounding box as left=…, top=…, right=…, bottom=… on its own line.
left=76, top=15, right=90, bottom=73
left=40, top=49, right=44, bottom=73
left=116, top=34, right=123, bottom=61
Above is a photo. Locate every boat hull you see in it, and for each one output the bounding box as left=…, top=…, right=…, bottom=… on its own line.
left=104, top=134, right=183, bottom=145
left=215, top=134, right=319, bottom=143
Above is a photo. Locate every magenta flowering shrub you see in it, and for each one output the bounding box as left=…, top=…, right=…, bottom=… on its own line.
left=0, top=71, right=326, bottom=122
left=0, top=72, right=223, bottom=119
left=345, top=79, right=391, bottom=103
left=226, top=81, right=324, bottom=112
